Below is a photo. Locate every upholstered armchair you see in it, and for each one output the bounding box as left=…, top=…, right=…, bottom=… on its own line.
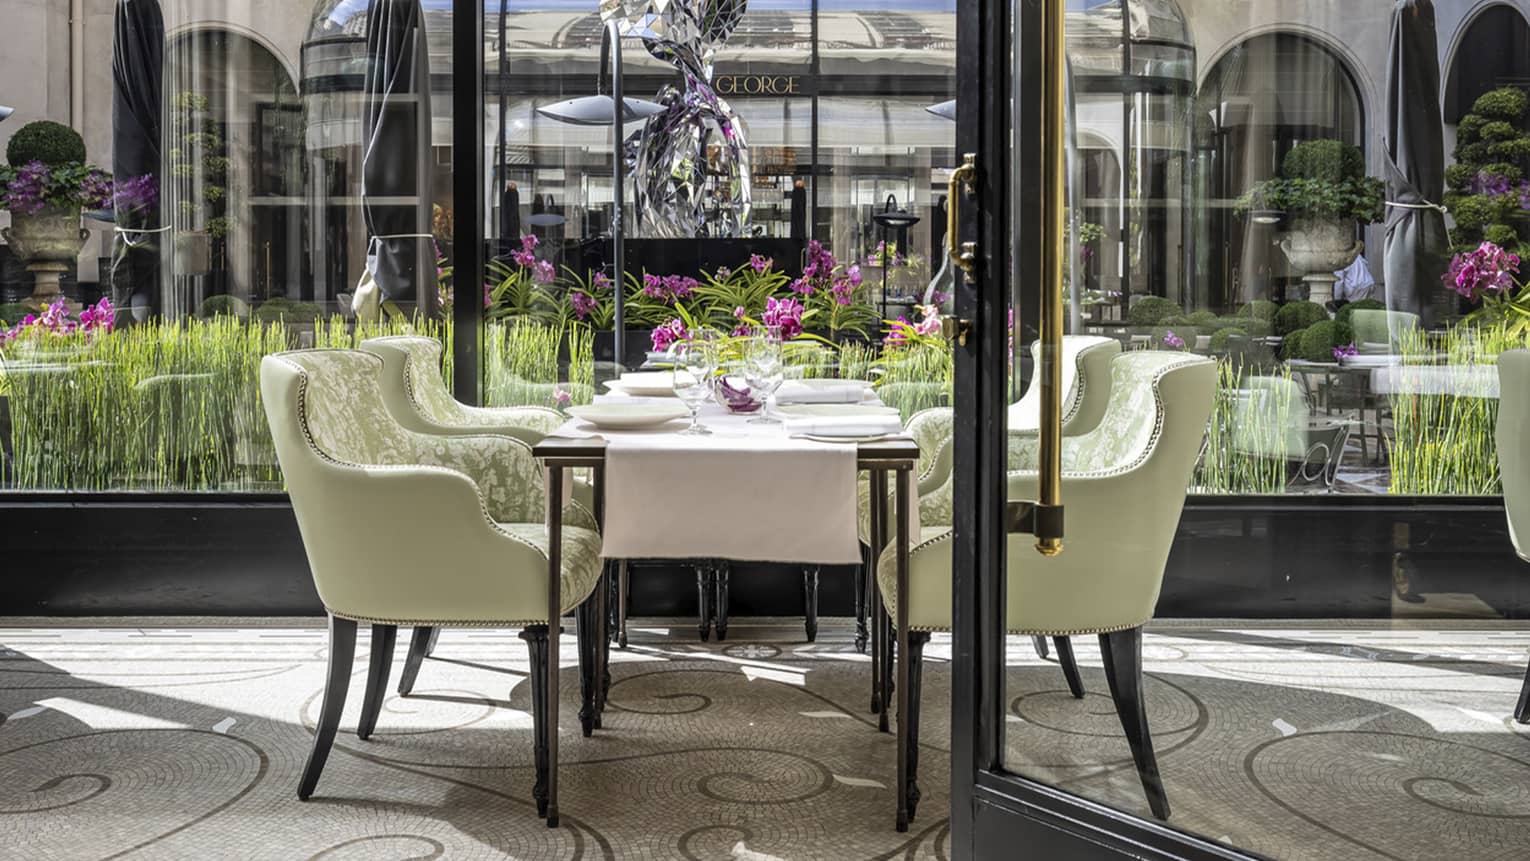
left=1494, top=350, right=1530, bottom=725
left=360, top=335, right=565, bottom=447
left=361, top=335, right=599, bottom=683
left=877, top=351, right=1216, bottom=828
left=1009, top=334, right=1122, bottom=434
left=261, top=349, right=604, bottom=827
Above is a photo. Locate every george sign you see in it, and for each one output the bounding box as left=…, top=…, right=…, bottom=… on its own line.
left=713, top=74, right=810, bottom=97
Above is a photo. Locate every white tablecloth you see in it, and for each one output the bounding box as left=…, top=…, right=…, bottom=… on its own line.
left=553, top=398, right=916, bottom=564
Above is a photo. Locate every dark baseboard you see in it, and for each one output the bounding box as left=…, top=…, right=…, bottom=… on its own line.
left=1, top=493, right=1524, bottom=620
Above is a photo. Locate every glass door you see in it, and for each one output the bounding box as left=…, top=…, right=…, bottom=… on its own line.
left=948, top=1, right=1530, bottom=857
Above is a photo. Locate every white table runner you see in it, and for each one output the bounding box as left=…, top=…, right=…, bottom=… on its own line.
left=553, top=398, right=916, bottom=564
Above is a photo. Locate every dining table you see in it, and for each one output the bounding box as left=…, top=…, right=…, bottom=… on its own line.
left=530, top=395, right=922, bottom=827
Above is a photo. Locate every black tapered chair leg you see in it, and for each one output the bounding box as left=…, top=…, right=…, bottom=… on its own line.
left=397, top=626, right=434, bottom=696
left=1099, top=627, right=1170, bottom=820
left=357, top=624, right=397, bottom=740
left=520, top=626, right=551, bottom=819
left=1054, top=636, right=1085, bottom=699
left=576, top=596, right=597, bottom=737
left=1515, top=655, right=1529, bottom=724
left=903, top=631, right=931, bottom=825
left=423, top=626, right=440, bottom=657
left=854, top=549, right=870, bottom=653
left=715, top=561, right=731, bottom=641
left=696, top=566, right=713, bottom=641
left=298, top=615, right=357, bottom=800
left=803, top=566, right=820, bottom=642
left=1032, top=635, right=1050, bottom=659
left=617, top=560, right=630, bottom=649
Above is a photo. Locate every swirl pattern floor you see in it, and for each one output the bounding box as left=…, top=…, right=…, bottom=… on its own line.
left=0, top=619, right=1526, bottom=860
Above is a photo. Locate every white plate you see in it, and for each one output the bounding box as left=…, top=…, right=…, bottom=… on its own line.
left=794, top=433, right=903, bottom=444
left=567, top=403, right=689, bottom=429
left=608, top=371, right=677, bottom=397
left=776, top=403, right=899, bottom=418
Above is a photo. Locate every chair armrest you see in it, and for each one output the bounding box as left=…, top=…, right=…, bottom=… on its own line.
left=456, top=404, right=567, bottom=434
left=290, top=461, right=556, bottom=624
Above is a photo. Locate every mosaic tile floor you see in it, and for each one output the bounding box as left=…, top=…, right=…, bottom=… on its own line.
left=0, top=619, right=1526, bottom=860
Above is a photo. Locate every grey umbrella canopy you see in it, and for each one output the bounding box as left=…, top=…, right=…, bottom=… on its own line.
left=110, top=0, right=164, bottom=321
left=1382, top=0, right=1449, bottom=326
left=363, top=0, right=435, bottom=308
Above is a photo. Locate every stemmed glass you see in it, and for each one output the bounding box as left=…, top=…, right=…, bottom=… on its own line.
left=670, top=337, right=717, bottom=435
left=744, top=328, right=785, bottom=424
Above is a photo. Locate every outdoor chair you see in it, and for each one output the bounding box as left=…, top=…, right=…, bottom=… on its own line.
left=1350, top=308, right=1421, bottom=354
left=877, top=351, right=1216, bottom=828
left=260, top=349, right=604, bottom=826
left=1493, top=349, right=1530, bottom=725
left=362, top=334, right=597, bottom=686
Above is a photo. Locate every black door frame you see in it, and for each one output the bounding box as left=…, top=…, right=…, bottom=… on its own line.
left=949, top=1, right=1264, bottom=857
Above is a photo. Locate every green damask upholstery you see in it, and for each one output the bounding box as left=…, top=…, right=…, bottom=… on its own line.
left=360, top=336, right=565, bottom=447
left=1494, top=350, right=1530, bottom=724
left=879, top=350, right=1217, bottom=634
left=262, top=349, right=601, bottom=626
left=1009, top=335, right=1123, bottom=434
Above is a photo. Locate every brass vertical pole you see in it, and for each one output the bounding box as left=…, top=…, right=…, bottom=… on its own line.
left=1035, top=0, right=1066, bottom=556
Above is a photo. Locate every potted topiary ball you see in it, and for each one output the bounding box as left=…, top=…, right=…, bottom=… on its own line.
left=0, top=121, right=111, bottom=309
left=1238, top=140, right=1385, bottom=307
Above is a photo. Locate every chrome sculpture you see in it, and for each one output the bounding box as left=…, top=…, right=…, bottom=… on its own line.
left=601, top=0, right=752, bottom=237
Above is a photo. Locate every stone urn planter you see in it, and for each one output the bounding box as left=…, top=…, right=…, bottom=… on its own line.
left=1277, top=217, right=1362, bottom=307
left=1, top=206, right=90, bottom=309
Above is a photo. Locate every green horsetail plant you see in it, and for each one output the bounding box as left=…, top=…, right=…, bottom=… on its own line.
left=1389, top=323, right=1513, bottom=495
left=486, top=320, right=564, bottom=407
left=1196, top=359, right=1293, bottom=495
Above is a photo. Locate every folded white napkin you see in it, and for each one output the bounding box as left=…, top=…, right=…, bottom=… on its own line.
left=783, top=414, right=903, bottom=438
left=776, top=379, right=870, bottom=404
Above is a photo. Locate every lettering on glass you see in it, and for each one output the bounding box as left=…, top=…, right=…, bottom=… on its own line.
left=714, top=75, right=803, bottom=96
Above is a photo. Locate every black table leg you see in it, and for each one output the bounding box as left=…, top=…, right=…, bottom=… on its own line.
left=715, top=561, right=730, bottom=642
left=803, top=566, right=820, bottom=642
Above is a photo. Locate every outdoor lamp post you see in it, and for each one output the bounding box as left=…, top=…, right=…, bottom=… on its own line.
left=535, top=22, right=664, bottom=370
left=872, top=194, right=921, bottom=323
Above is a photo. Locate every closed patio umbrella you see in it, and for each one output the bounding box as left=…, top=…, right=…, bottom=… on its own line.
left=1382, top=0, right=1449, bottom=328
left=362, top=0, right=435, bottom=310
left=109, top=0, right=164, bottom=322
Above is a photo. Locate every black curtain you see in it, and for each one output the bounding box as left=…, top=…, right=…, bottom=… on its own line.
left=363, top=0, right=435, bottom=308
left=110, top=0, right=164, bottom=322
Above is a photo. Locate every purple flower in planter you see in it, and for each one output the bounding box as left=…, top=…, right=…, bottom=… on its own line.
left=77, top=297, right=115, bottom=333
left=113, top=174, right=158, bottom=213
left=651, top=318, right=689, bottom=352
left=592, top=271, right=612, bottom=292
left=761, top=296, right=804, bottom=340
left=1443, top=240, right=1520, bottom=303
left=571, top=291, right=598, bottom=320
left=1163, top=330, right=1185, bottom=350
left=749, top=253, right=772, bottom=273
left=1333, top=341, right=1358, bottom=361
left=533, top=259, right=557, bottom=284
left=550, top=385, right=573, bottom=408
left=1473, top=171, right=1513, bottom=197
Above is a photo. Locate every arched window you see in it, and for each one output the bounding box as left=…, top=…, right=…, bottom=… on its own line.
left=162, top=27, right=304, bottom=315
left=1192, top=32, right=1364, bottom=308
left=1444, top=4, right=1530, bottom=124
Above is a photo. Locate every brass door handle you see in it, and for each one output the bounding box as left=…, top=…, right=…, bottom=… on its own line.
left=946, top=154, right=978, bottom=277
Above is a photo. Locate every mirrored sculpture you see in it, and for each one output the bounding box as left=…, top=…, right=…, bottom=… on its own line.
left=601, top=0, right=752, bottom=237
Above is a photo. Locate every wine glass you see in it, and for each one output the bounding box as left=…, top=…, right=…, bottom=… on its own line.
left=671, top=338, right=716, bottom=435
left=744, top=329, right=785, bottom=424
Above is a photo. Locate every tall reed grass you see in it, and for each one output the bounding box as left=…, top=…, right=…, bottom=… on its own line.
left=1388, top=323, right=1514, bottom=495
left=1196, top=359, right=1293, bottom=494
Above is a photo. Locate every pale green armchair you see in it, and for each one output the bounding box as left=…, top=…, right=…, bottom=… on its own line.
left=878, top=351, right=1216, bottom=827
left=361, top=334, right=596, bottom=685
left=1494, top=350, right=1530, bottom=724
left=261, top=349, right=604, bottom=826
left=359, top=335, right=565, bottom=447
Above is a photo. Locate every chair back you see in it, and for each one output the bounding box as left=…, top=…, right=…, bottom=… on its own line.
left=1232, top=375, right=1310, bottom=460
left=1010, top=335, right=1121, bottom=434
left=1351, top=309, right=1420, bottom=352
left=1498, top=350, right=1530, bottom=559
left=359, top=336, right=460, bottom=431
left=1006, top=350, right=1216, bottom=633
